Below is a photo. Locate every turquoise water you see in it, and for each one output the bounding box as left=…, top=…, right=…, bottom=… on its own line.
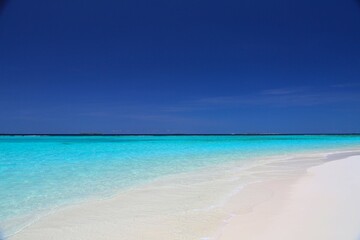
left=1, top=135, right=360, bottom=236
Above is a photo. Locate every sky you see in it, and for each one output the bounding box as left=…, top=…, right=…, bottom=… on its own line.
left=0, top=0, right=359, bottom=134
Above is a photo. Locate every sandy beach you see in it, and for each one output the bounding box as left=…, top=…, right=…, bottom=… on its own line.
left=217, top=155, right=360, bottom=240
left=9, top=152, right=360, bottom=240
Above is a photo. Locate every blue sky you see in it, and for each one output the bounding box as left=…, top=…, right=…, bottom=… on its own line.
left=0, top=0, right=359, bottom=133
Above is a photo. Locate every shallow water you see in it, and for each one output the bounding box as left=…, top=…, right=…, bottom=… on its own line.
left=1, top=135, right=360, bottom=237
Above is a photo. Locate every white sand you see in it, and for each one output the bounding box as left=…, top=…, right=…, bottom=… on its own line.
left=10, top=154, right=360, bottom=240
left=217, top=155, right=360, bottom=240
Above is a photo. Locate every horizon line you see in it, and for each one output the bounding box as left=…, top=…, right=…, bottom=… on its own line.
left=1, top=133, right=360, bottom=136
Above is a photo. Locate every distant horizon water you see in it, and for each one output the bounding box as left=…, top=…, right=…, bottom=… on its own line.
left=1, top=133, right=360, bottom=136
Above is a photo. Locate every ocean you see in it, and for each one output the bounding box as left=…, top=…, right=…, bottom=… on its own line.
left=1, top=135, right=360, bottom=238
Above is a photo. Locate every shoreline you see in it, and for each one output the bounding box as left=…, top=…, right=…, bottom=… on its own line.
left=7, top=148, right=360, bottom=240
left=216, top=155, right=360, bottom=240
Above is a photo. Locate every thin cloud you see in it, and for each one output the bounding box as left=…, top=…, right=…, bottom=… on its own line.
left=331, top=83, right=360, bottom=88
left=260, top=88, right=304, bottom=95
left=161, top=89, right=360, bottom=112
left=19, top=88, right=358, bottom=120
